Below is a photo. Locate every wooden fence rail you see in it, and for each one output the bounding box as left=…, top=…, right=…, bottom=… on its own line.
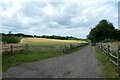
left=1, top=44, right=28, bottom=54
left=63, top=43, right=88, bottom=53
left=96, top=43, right=120, bottom=69
left=1, top=43, right=89, bottom=55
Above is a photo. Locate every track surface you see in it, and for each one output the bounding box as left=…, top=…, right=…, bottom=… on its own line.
left=3, top=45, right=101, bottom=78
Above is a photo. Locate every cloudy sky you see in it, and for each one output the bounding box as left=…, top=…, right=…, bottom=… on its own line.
left=0, top=0, right=119, bottom=38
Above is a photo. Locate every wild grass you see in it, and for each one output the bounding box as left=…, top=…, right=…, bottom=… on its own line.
left=102, top=42, right=118, bottom=54
left=94, top=47, right=118, bottom=78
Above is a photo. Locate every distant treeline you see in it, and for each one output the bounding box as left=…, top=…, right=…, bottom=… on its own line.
left=0, top=33, right=88, bottom=43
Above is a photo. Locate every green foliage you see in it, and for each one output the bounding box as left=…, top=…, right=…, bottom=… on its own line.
left=41, top=35, right=79, bottom=40
left=0, top=34, right=2, bottom=42
left=2, top=35, right=22, bottom=43
left=87, top=19, right=119, bottom=43
left=1, top=33, right=86, bottom=41
left=118, top=30, right=120, bottom=41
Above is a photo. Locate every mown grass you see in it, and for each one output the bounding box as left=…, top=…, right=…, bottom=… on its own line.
left=3, top=38, right=87, bottom=72
left=94, top=47, right=118, bottom=78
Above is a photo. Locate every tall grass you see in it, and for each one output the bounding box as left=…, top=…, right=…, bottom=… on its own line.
left=94, top=47, right=118, bottom=78
left=101, top=41, right=118, bottom=56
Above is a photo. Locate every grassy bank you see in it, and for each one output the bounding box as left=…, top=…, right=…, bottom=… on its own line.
left=3, top=38, right=88, bottom=72
left=94, top=47, right=118, bottom=78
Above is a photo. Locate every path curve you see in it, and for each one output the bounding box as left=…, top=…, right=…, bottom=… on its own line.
left=3, top=45, right=101, bottom=78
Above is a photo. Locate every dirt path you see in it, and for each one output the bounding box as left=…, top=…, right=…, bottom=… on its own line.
left=3, top=45, right=101, bottom=78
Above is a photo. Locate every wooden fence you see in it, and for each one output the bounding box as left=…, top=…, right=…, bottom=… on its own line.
left=96, top=42, right=120, bottom=70
left=1, top=43, right=88, bottom=55
left=1, top=44, right=28, bottom=54
left=63, top=43, right=89, bottom=53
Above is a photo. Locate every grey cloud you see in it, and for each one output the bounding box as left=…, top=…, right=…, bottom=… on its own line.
left=20, top=2, right=47, bottom=17
left=49, top=2, right=65, bottom=8
left=0, top=2, right=13, bottom=10
left=1, top=15, right=23, bottom=31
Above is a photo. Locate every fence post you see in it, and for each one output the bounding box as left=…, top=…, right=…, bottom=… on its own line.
left=118, top=43, right=120, bottom=77
left=103, top=45, right=105, bottom=53
left=10, top=45, right=13, bottom=54
left=107, top=45, right=110, bottom=59
left=70, top=44, right=72, bottom=49
left=63, top=46, right=66, bottom=53
left=25, top=44, right=28, bottom=50
left=97, top=43, right=99, bottom=49
left=100, top=43, right=102, bottom=51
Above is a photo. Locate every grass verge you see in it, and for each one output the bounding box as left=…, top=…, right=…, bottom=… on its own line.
left=94, top=47, right=118, bottom=78
left=2, top=45, right=86, bottom=72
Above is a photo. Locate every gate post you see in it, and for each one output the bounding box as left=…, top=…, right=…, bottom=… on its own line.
left=10, top=45, right=13, bottom=54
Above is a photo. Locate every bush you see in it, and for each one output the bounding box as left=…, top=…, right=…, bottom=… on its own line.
left=2, top=35, right=22, bottom=43
left=92, top=42, right=96, bottom=46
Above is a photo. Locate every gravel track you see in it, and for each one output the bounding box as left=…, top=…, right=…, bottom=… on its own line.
left=3, top=44, right=101, bottom=78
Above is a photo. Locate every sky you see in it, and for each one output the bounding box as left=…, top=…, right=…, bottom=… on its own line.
left=0, top=0, right=119, bottom=38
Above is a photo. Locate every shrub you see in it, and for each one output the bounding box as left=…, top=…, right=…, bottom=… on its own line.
left=2, top=35, right=22, bottom=43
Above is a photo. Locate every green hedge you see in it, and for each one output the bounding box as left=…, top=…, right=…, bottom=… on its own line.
left=2, top=35, right=22, bottom=43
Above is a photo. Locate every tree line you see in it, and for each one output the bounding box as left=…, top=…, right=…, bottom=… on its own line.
left=0, top=32, right=87, bottom=43
left=87, top=19, right=120, bottom=44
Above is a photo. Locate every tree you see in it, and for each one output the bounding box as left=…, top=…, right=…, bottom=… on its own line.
left=117, top=30, right=120, bottom=41
left=8, top=31, right=12, bottom=34
left=87, top=19, right=118, bottom=43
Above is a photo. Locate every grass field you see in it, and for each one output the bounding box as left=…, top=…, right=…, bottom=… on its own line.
left=3, top=38, right=88, bottom=72
left=21, top=38, right=87, bottom=45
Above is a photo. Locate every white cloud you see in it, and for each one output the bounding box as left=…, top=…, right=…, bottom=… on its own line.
left=0, top=0, right=119, bottom=38
left=43, top=3, right=54, bottom=16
